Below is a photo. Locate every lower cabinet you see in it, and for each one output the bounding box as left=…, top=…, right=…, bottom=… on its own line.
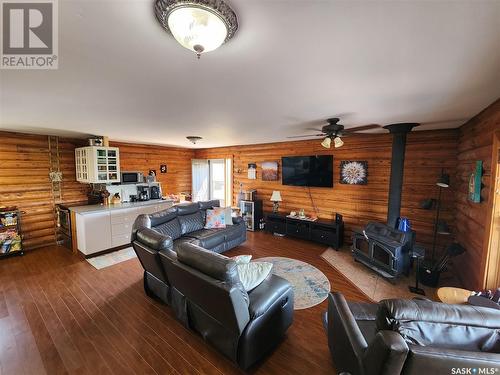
left=75, top=201, right=173, bottom=256
left=265, top=213, right=344, bottom=249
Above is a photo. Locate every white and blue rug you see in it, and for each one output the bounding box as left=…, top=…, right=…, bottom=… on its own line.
left=86, top=247, right=137, bottom=270
left=258, top=257, right=330, bottom=310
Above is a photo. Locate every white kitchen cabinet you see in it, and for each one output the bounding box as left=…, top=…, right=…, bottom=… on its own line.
left=75, top=211, right=112, bottom=255
left=74, top=200, right=174, bottom=256
left=75, top=146, right=121, bottom=183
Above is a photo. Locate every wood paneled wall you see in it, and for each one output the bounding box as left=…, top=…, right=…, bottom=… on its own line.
left=195, top=129, right=458, bottom=253
left=0, top=131, right=88, bottom=250
left=110, top=141, right=194, bottom=194
left=0, top=133, right=194, bottom=251
left=455, top=99, right=500, bottom=290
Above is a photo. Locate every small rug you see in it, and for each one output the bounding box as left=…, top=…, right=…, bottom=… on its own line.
left=86, top=247, right=137, bottom=270
left=321, top=248, right=436, bottom=302
left=258, top=257, right=330, bottom=310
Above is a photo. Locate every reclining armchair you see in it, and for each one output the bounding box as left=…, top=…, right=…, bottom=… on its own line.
left=165, top=242, right=294, bottom=370
left=325, top=292, right=500, bottom=375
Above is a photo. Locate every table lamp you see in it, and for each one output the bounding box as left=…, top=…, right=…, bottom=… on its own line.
left=270, top=191, right=282, bottom=213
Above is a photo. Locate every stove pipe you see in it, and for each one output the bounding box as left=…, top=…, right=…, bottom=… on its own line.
left=383, top=123, right=419, bottom=228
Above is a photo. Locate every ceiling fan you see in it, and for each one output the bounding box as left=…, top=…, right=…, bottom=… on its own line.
left=287, top=118, right=382, bottom=148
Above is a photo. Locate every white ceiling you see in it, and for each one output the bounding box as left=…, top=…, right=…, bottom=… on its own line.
left=1, top=0, right=500, bottom=148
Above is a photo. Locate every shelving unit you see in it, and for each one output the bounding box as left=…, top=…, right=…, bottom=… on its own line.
left=240, top=200, right=263, bottom=231
left=75, top=146, right=121, bottom=183
left=0, top=208, right=23, bottom=258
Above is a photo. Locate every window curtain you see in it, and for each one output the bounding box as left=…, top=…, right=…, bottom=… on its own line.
left=192, top=159, right=209, bottom=202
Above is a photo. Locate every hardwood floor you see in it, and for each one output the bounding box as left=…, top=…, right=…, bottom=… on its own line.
left=0, top=232, right=370, bottom=375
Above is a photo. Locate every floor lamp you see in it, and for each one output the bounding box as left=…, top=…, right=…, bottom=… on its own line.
left=429, top=169, right=451, bottom=262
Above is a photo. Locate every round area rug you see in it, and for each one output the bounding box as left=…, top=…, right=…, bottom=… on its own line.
left=258, top=257, right=330, bottom=310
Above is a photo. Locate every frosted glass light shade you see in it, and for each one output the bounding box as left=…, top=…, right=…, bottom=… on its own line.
left=321, top=137, right=331, bottom=149
left=333, top=136, right=344, bottom=148
left=167, top=6, right=228, bottom=54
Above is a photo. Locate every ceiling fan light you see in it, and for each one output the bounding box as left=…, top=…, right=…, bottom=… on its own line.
left=333, top=136, right=344, bottom=148
left=321, top=137, right=332, bottom=149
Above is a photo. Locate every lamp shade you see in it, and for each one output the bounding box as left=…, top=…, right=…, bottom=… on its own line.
left=333, top=136, right=344, bottom=148
left=270, top=191, right=282, bottom=202
left=436, top=172, right=450, bottom=188
left=321, top=137, right=331, bottom=149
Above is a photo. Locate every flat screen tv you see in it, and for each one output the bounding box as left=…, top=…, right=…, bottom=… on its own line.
left=281, top=155, right=333, bottom=187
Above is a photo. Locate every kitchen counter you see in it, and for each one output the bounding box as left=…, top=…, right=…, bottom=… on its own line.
left=69, top=199, right=176, bottom=215
left=72, top=199, right=176, bottom=256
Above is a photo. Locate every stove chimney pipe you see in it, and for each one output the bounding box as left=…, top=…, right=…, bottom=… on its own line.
left=383, top=123, right=419, bottom=228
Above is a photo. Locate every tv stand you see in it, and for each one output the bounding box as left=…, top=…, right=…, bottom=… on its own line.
left=265, top=213, right=344, bottom=250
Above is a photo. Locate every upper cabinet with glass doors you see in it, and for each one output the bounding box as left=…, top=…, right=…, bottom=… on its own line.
left=75, top=146, right=121, bottom=183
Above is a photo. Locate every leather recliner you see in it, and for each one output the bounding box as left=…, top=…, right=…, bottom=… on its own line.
left=165, top=242, right=294, bottom=370
left=325, top=292, right=500, bottom=375
left=131, top=200, right=246, bottom=304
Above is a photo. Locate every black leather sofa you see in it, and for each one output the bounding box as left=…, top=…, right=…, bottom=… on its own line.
left=325, top=292, right=500, bottom=375
left=164, top=242, right=294, bottom=370
left=131, top=200, right=246, bottom=304
left=131, top=201, right=294, bottom=369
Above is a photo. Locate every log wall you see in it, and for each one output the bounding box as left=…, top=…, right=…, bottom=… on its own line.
left=0, top=133, right=194, bottom=250
left=455, top=99, right=500, bottom=290
left=195, top=130, right=459, bottom=254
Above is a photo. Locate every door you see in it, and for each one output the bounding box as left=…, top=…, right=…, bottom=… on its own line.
left=209, top=159, right=226, bottom=206
left=484, top=132, right=500, bottom=289
left=192, top=158, right=232, bottom=206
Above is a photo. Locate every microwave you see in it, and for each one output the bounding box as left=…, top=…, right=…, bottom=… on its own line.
left=121, top=171, right=144, bottom=184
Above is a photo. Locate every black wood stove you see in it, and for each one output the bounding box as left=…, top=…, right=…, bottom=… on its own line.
left=352, top=222, right=414, bottom=279
left=351, top=123, right=419, bottom=280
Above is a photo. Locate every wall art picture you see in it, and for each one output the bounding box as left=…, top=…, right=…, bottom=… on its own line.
left=468, top=160, right=482, bottom=203
left=340, top=161, right=368, bottom=185
left=160, top=164, right=167, bottom=173
left=261, top=161, right=278, bottom=181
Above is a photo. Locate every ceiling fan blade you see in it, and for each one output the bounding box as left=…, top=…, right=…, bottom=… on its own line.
left=305, top=128, right=324, bottom=132
left=286, top=134, right=325, bottom=139
left=343, top=124, right=382, bottom=133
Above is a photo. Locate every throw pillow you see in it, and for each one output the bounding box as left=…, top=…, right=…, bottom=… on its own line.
left=205, top=207, right=226, bottom=229
left=224, top=206, right=233, bottom=225
left=232, top=255, right=252, bottom=264
left=237, top=262, right=273, bottom=292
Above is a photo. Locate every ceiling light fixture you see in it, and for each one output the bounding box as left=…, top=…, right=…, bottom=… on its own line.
left=155, top=0, right=238, bottom=59
left=186, top=136, right=203, bottom=144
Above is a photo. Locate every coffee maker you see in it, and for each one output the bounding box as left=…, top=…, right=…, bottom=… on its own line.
left=137, top=186, right=150, bottom=201
left=150, top=185, right=161, bottom=200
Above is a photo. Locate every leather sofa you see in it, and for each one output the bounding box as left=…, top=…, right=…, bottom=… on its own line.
left=164, top=242, right=294, bottom=370
left=131, top=200, right=246, bottom=304
left=325, top=292, right=500, bottom=375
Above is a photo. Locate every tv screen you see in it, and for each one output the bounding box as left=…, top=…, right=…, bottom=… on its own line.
left=281, top=155, right=333, bottom=187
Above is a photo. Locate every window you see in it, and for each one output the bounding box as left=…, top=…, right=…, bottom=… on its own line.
left=192, top=158, right=232, bottom=206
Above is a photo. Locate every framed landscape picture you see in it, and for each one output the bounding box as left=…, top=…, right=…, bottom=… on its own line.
left=340, top=161, right=368, bottom=185
left=261, top=161, right=278, bottom=181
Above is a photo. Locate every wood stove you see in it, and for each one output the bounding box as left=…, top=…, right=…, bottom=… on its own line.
left=351, top=123, right=419, bottom=280
left=352, top=222, right=414, bottom=278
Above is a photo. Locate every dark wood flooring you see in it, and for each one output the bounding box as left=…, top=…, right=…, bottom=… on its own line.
left=0, top=231, right=371, bottom=375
